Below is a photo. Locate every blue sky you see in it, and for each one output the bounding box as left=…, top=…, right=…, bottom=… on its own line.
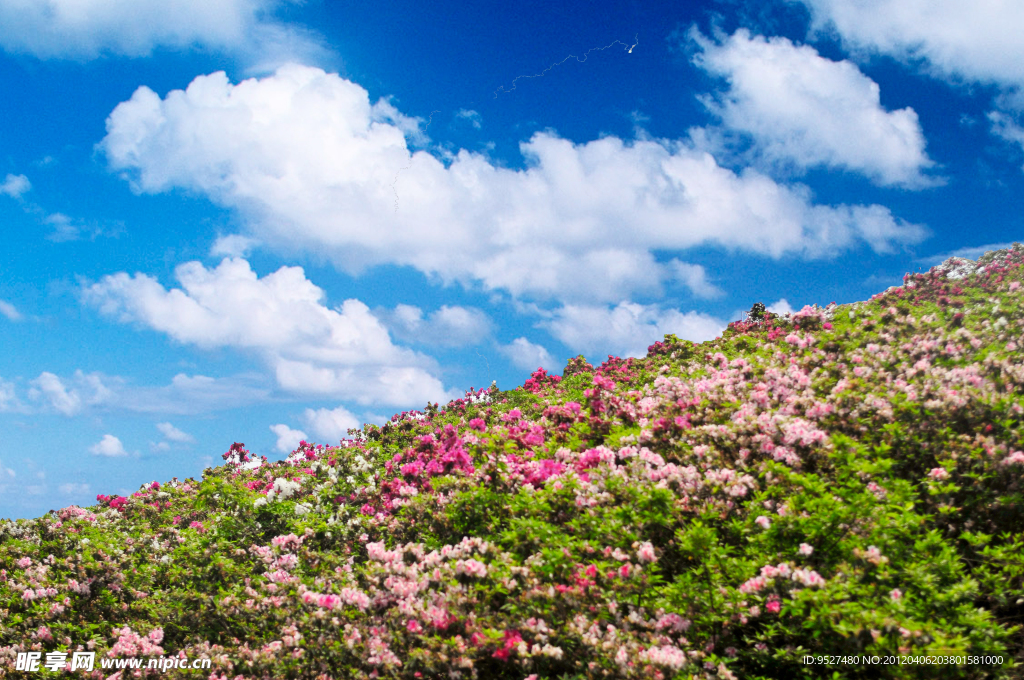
left=2, top=0, right=1023, bottom=519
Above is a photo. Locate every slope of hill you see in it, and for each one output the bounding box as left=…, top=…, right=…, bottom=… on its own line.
left=2, top=246, right=1024, bottom=679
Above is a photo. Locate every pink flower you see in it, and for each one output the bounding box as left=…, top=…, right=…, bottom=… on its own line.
left=406, top=619, right=422, bottom=633
left=766, top=598, right=781, bottom=614
left=755, top=515, right=771, bottom=530
left=637, top=542, right=657, bottom=563
left=455, top=559, right=488, bottom=579
left=798, top=543, right=813, bottom=556
left=927, top=467, right=950, bottom=480
left=890, top=588, right=902, bottom=600
left=1003, top=451, right=1024, bottom=466
left=1010, top=281, right=1020, bottom=291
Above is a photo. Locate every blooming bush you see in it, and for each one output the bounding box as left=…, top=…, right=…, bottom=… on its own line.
left=3, top=245, right=1024, bottom=678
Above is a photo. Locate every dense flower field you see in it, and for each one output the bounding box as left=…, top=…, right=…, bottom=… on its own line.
left=2, top=246, right=1024, bottom=679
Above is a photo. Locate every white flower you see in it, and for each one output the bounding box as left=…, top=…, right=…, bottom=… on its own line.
left=798, top=543, right=814, bottom=556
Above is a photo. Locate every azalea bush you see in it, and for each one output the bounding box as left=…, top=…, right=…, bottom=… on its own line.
left=2, top=246, right=1024, bottom=679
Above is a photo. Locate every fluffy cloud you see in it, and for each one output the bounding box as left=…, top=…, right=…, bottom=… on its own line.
left=692, top=29, right=937, bottom=187
left=210, top=234, right=259, bottom=258
left=1, top=173, right=29, bottom=198
left=542, top=303, right=726, bottom=359
left=0, top=300, right=21, bottom=321
left=29, top=370, right=111, bottom=416
left=499, top=337, right=556, bottom=372
left=767, top=298, right=795, bottom=315
left=156, top=421, right=195, bottom=444
left=797, top=0, right=1024, bottom=91
left=101, top=65, right=926, bottom=304
left=302, top=405, right=361, bottom=443
left=270, top=423, right=306, bottom=453
left=0, top=0, right=325, bottom=65
left=89, top=434, right=129, bottom=457
left=83, top=257, right=454, bottom=407
left=667, top=260, right=724, bottom=299
left=378, top=304, right=493, bottom=347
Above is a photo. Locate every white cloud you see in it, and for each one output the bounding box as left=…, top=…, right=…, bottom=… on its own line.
left=989, top=112, right=1024, bottom=169
left=0, top=300, right=22, bottom=321
left=767, top=298, right=795, bottom=315
left=101, top=65, right=926, bottom=304
left=0, top=458, right=14, bottom=479
left=667, top=260, right=724, bottom=299
left=270, top=423, right=306, bottom=453
left=210, top=233, right=259, bottom=258
left=29, top=370, right=112, bottom=416
left=378, top=304, right=493, bottom=347
left=797, top=0, right=1024, bottom=92
left=303, top=405, right=360, bottom=443
left=692, top=28, right=937, bottom=187
left=456, top=109, right=483, bottom=129
left=0, top=0, right=326, bottom=66
left=542, top=302, right=726, bottom=359
left=0, top=376, right=17, bottom=412
left=89, top=434, right=129, bottom=457
left=123, top=372, right=271, bottom=415
left=59, top=482, right=90, bottom=495
left=499, top=337, right=556, bottom=372
left=1, top=173, right=30, bottom=198
left=83, top=257, right=454, bottom=407
left=156, top=421, right=195, bottom=443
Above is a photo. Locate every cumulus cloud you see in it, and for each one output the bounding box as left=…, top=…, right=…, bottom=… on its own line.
left=100, top=65, right=926, bottom=304
left=302, top=405, right=361, bottom=443
left=691, top=28, right=938, bottom=187
left=797, top=0, right=1024, bottom=92
left=83, top=257, right=454, bottom=406
left=542, top=302, right=726, bottom=359
left=667, top=260, right=724, bottom=299
left=270, top=423, right=306, bottom=453
left=210, top=233, right=259, bottom=258
left=767, top=298, right=795, bottom=315
left=29, top=370, right=112, bottom=416
left=456, top=109, right=483, bottom=129
left=499, top=337, right=556, bottom=372
left=378, top=304, right=493, bottom=347
left=156, top=421, right=195, bottom=443
left=0, top=300, right=22, bottom=321
left=1, top=173, right=30, bottom=198
left=89, top=434, right=129, bottom=457
left=0, top=0, right=326, bottom=66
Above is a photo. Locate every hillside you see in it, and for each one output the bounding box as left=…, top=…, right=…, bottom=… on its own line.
left=2, top=246, right=1024, bottom=679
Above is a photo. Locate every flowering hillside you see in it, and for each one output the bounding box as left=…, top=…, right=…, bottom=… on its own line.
left=3, top=246, right=1024, bottom=679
